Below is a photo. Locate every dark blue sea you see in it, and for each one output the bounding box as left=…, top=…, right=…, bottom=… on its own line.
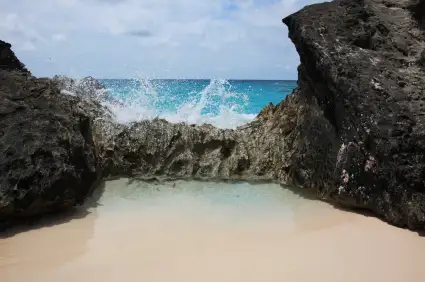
left=99, top=79, right=297, bottom=128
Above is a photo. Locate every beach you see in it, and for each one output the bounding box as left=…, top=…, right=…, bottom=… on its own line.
left=2, top=179, right=424, bottom=282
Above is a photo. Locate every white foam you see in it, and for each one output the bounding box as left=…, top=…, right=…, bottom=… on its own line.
left=102, top=77, right=256, bottom=129
left=60, top=89, right=76, bottom=96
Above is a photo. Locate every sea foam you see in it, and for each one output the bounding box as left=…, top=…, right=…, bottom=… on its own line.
left=101, top=78, right=257, bottom=129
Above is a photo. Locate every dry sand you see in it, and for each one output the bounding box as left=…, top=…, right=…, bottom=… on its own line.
left=1, top=179, right=425, bottom=282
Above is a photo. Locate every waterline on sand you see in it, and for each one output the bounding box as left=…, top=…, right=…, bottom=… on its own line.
left=1, top=179, right=425, bottom=282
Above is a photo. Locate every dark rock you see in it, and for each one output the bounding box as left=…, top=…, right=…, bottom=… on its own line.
left=278, top=0, right=425, bottom=229
left=0, top=40, right=30, bottom=73
left=0, top=45, right=101, bottom=229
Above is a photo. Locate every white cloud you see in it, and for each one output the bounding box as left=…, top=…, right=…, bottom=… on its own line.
left=0, top=0, right=322, bottom=79
left=19, top=41, right=37, bottom=51
left=52, top=34, right=67, bottom=42
left=0, top=13, right=45, bottom=51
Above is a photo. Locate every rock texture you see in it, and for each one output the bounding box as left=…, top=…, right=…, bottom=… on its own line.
left=0, top=42, right=101, bottom=229
left=274, top=0, right=425, bottom=229
left=2, top=0, right=425, bottom=231
left=0, top=40, right=29, bottom=73
left=95, top=118, right=290, bottom=182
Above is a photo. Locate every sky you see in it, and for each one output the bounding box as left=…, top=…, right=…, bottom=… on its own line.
left=0, top=0, right=320, bottom=79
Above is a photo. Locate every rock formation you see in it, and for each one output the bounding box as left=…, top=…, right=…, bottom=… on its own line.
left=1, top=0, right=425, bottom=230
left=95, top=0, right=425, bottom=229
left=0, top=41, right=101, bottom=229
left=0, top=40, right=29, bottom=73
left=276, top=0, right=425, bottom=229
left=95, top=118, right=289, bottom=182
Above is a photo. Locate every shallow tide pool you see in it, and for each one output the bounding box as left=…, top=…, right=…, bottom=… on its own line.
left=1, top=179, right=425, bottom=282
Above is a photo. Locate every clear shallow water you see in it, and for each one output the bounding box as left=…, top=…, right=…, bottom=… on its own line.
left=2, top=180, right=425, bottom=282
left=99, top=79, right=297, bottom=128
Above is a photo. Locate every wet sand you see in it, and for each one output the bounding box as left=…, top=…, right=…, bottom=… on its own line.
left=1, top=179, right=425, bottom=282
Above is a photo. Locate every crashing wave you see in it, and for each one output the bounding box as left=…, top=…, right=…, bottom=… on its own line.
left=101, top=78, right=256, bottom=129
left=52, top=75, right=120, bottom=105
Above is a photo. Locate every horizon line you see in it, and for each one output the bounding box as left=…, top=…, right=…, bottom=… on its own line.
left=94, top=78, right=298, bottom=81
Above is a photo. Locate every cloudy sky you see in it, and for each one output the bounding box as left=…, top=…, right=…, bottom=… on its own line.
left=1, top=0, right=319, bottom=79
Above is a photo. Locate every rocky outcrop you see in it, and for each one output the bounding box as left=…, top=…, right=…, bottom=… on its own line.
left=96, top=0, right=425, bottom=229
left=274, top=0, right=425, bottom=229
left=94, top=118, right=290, bottom=181
left=0, top=43, right=101, bottom=229
left=2, top=0, right=425, bottom=231
left=0, top=40, right=29, bottom=73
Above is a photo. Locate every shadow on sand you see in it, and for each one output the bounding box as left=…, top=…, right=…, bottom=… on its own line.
left=1, top=178, right=423, bottom=238
left=0, top=181, right=106, bottom=239
left=333, top=204, right=425, bottom=238
left=280, top=183, right=425, bottom=237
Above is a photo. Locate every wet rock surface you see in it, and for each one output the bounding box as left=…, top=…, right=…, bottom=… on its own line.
left=1, top=0, right=425, bottom=230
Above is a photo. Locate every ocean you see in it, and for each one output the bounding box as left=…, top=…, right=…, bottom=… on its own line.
left=99, top=79, right=297, bottom=128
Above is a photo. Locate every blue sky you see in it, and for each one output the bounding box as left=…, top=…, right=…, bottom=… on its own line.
left=0, top=0, right=320, bottom=79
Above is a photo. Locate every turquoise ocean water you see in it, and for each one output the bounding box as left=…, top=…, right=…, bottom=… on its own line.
left=99, top=79, right=297, bottom=129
